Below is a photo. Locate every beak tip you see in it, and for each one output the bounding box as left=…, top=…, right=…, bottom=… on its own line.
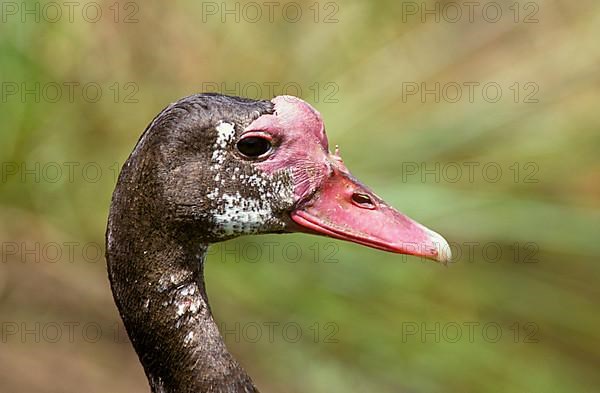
left=409, top=221, right=452, bottom=264
left=435, top=239, right=452, bottom=264
left=424, top=228, right=452, bottom=264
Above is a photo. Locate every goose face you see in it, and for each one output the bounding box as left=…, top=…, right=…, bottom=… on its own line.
left=148, top=94, right=449, bottom=262
left=247, top=96, right=451, bottom=263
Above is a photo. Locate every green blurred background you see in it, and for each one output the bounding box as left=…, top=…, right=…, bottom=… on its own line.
left=1, top=0, right=599, bottom=392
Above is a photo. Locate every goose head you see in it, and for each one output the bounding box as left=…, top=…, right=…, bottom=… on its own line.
left=128, top=94, right=450, bottom=261
left=106, top=93, right=450, bottom=392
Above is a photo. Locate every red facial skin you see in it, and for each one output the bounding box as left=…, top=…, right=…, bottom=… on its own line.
left=244, top=96, right=451, bottom=263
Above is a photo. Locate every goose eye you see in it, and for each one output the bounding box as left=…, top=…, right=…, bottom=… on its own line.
left=236, top=136, right=272, bottom=158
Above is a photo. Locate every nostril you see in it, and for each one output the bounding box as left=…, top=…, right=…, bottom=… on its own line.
left=351, top=193, right=376, bottom=209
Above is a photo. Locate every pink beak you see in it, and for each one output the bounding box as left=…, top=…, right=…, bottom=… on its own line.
left=290, top=160, right=451, bottom=263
